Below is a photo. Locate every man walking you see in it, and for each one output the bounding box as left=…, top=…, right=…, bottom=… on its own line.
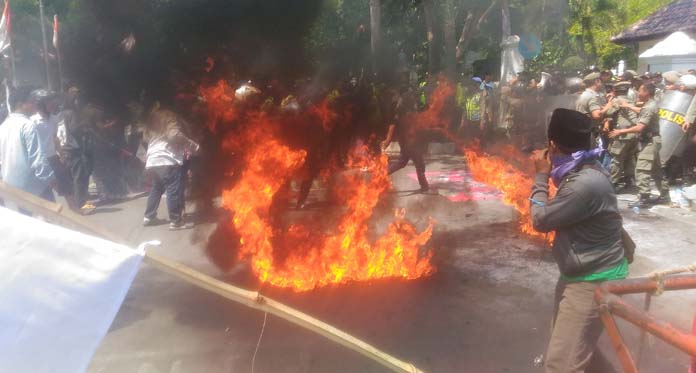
left=30, top=89, right=75, bottom=206
left=0, top=86, right=55, bottom=202
left=143, top=105, right=199, bottom=230
left=57, top=87, right=97, bottom=214
left=610, top=83, right=670, bottom=207
left=381, top=83, right=429, bottom=193
left=530, top=108, right=628, bottom=372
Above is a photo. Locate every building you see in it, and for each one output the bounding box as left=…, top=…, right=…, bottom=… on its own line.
left=612, top=0, right=696, bottom=73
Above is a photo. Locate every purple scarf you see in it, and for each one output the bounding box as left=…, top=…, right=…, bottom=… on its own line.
left=550, top=147, right=605, bottom=187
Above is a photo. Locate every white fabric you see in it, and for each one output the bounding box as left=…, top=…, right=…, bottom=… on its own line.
left=0, top=207, right=144, bottom=373
left=500, top=35, right=525, bottom=84
left=640, top=32, right=696, bottom=58
left=31, top=113, right=58, bottom=158
left=145, top=134, right=183, bottom=168
left=679, top=74, right=696, bottom=90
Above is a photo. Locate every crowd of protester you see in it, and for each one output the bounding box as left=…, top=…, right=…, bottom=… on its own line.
left=1, top=64, right=695, bottom=229
left=0, top=84, right=199, bottom=230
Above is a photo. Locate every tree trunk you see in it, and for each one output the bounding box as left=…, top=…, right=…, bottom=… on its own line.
left=456, top=0, right=499, bottom=61
left=581, top=16, right=598, bottom=63
left=423, top=0, right=439, bottom=76
left=443, top=0, right=457, bottom=81
left=369, top=0, right=381, bottom=77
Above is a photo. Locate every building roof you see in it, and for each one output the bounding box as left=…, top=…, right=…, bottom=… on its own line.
left=639, top=31, right=696, bottom=58
left=612, top=0, right=696, bottom=44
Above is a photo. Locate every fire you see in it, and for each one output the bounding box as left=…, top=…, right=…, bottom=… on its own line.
left=199, top=80, right=239, bottom=132
left=463, top=145, right=553, bottom=242
left=208, top=86, right=434, bottom=292
left=408, top=78, right=553, bottom=243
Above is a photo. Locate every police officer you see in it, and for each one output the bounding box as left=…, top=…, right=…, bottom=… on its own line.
left=610, top=82, right=669, bottom=207
left=663, top=70, right=682, bottom=92
left=576, top=72, right=614, bottom=130
left=607, top=81, right=639, bottom=190
left=623, top=70, right=639, bottom=102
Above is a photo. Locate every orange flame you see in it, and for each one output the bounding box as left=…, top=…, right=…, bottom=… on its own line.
left=463, top=145, right=553, bottom=243
left=210, top=89, right=434, bottom=292
left=199, top=80, right=239, bottom=133
left=409, top=78, right=554, bottom=243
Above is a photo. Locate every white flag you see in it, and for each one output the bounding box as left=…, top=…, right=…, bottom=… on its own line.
left=0, top=1, right=11, bottom=53
left=0, top=207, right=144, bottom=373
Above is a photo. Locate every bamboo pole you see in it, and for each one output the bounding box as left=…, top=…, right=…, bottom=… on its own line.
left=0, top=181, right=424, bottom=373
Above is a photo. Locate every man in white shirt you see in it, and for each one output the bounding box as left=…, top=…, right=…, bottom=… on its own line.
left=0, top=86, right=55, bottom=202
left=142, top=106, right=198, bottom=230
left=29, top=90, right=75, bottom=208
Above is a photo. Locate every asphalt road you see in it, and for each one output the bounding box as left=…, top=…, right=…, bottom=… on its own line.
left=84, top=154, right=696, bottom=373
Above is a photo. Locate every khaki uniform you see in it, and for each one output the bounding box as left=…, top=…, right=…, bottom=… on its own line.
left=500, top=86, right=523, bottom=139
left=576, top=89, right=604, bottom=144
left=608, top=95, right=639, bottom=185
left=635, top=99, right=668, bottom=196
left=686, top=95, right=696, bottom=126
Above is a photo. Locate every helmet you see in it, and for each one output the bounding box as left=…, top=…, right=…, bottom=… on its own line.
left=235, top=81, right=261, bottom=102
left=29, top=89, right=56, bottom=104
left=564, top=77, right=584, bottom=93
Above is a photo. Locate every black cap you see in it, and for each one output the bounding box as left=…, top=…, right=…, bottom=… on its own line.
left=9, top=86, right=37, bottom=109
left=548, top=108, right=592, bottom=151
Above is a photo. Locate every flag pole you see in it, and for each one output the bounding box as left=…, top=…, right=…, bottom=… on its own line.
left=3, top=0, right=17, bottom=87
left=54, top=15, right=63, bottom=92
left=38, top=0, right=52, bottom=90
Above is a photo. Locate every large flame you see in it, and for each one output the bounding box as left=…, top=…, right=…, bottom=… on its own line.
left=202, top=82, right=434, bottom=292
left=199, top=76, right=557, bottom=292
left=463, top=145, right=554, bottom=242
left=410, top=79, right=554, bottom=243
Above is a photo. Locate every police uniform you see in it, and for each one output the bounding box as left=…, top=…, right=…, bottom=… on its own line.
left=576, top=84, right=604, bottom=146
left=608, top=83, right=639, bottom=187
left=634, top=99, right=668, bottom=200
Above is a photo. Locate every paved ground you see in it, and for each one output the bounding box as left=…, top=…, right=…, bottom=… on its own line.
left=83, top=154, right=696, bottom=373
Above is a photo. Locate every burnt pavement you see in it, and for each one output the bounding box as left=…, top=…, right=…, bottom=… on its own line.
left=83, top=150, right=696, bottom=373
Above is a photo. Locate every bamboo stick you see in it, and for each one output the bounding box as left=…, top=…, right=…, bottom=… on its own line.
left=0, top=181, right=424, bottom=373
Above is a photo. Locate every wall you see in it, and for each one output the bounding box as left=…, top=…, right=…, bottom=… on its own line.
left=637, top=39, right=659, bottom=73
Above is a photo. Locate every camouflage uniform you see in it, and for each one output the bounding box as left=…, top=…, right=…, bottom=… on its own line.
left=634, top=99, right=668, bottom=198
left=608, top=94, right=639, bottom=186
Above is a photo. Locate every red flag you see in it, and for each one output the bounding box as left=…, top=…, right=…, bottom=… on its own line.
left=0, top=1, right=11, bottom=53
left=52, top=14, right=58, bottom=49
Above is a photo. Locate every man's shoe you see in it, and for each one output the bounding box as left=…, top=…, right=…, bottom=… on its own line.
left=80, top=203, right=96, bottom=215
left=628, top=194, right=652, bottom=208
left=652, top=195, right=671, bottom=205
left=143, top=217, right=157, bottom=227
left=169, top=220, right=193, bottom=231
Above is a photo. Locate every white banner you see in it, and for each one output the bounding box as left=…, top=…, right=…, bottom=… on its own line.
left=0, top=207, right=143, bottom=373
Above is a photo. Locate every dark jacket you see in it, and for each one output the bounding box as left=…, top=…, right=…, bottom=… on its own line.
left=530, top=162, right=625, bottom=277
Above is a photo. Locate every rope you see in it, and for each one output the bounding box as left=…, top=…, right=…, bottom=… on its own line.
left=647, top=263, right=696, bottom=296
left=251, top=312, right=268, bottom=373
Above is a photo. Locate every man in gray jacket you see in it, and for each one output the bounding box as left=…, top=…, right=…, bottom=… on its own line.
left=530, top=108, right=628, bottom=372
